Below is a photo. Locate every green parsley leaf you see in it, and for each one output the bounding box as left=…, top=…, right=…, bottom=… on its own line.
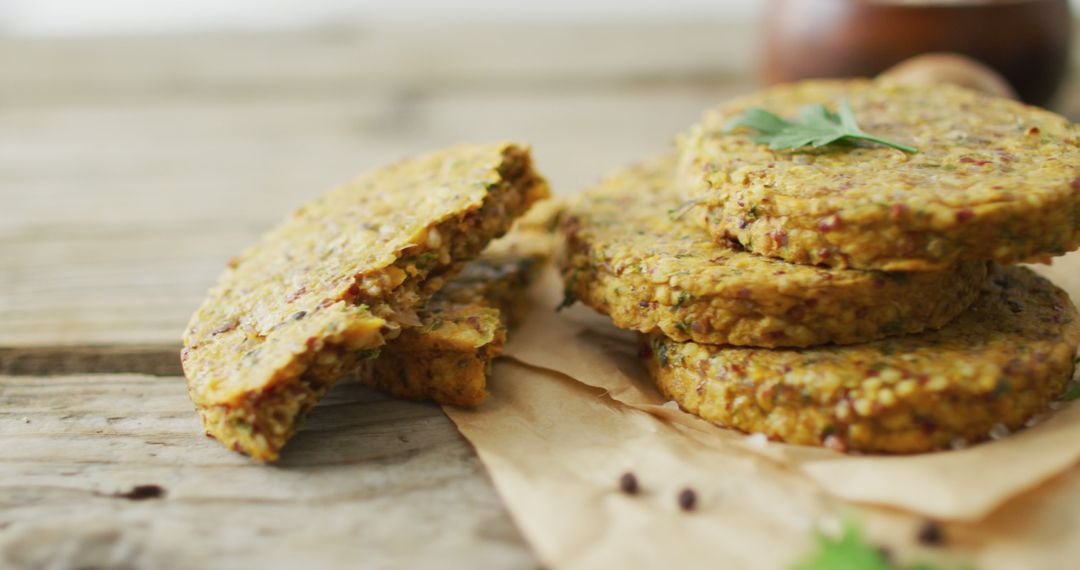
left=792, top=521, right=893, bottom=570
left=725, top=98, right=917, bottom=154
left=557, top=270, right=579, bottom=312
left=1064, top=383, right=1080, bottom=401
left=356, top=348, right=381, bottom=360
left=792, top=520, right=957, bottom=570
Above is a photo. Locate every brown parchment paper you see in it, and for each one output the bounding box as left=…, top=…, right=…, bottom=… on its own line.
left=443, top=253, right=1080, bottom=569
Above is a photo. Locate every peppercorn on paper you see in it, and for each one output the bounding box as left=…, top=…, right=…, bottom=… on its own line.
left=444, top=253, right=1080, bottom=570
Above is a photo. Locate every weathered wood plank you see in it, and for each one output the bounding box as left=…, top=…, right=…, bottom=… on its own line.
left=0, top=373, right=534, bottom=569
left=0, top=28, right=756, bottom=351
left=0, top=26, right=757, bottom=104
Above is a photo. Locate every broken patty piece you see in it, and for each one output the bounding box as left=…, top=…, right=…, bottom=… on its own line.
left=353, top=209, right=557, bottom=406
left=182, top=143, right=549, bottom=461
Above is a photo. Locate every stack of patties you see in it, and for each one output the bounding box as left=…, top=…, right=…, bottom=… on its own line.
left=183, top=143, right=552, bottom=461
left=560, top=80, right=1080, bottom=453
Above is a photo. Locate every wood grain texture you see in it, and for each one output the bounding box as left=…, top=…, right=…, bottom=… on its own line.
left=2, top=22, right=1079, bottom=570
left=0, top=373, right=533, bottom=569
left=0, top=25, right=759, bottom=568
left=0, top=26, right=758, bottom=351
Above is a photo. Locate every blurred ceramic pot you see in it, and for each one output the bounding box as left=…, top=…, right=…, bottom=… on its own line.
left=763, top=0, right=1073, bottom=105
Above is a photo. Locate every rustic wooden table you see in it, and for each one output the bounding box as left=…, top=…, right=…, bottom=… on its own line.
left=2, top=24, right=1078, bottom=569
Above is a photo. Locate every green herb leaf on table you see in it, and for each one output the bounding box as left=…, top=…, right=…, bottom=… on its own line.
left=792, top=521, right=894, bottom=570
left=792, top=520, right=955, bottom=570
left=725, top=98, right=918, bottom=154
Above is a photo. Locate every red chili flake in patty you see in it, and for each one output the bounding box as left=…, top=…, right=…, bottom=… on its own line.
left=889, top=204, right=907, bottom=219
left=466, top=315, right=484, bottom=332
left=561, top=218, right=581, bottom=238
left=210, top=318, right=239, bottom=336
left=286, top=287, right=307, bottom=303
left=227, top=256, right=243, bottom=269
left=767, top=230, right=788, bottom=247
left=958, top=157, right=991, bottom=166
left=817, top=215, right=841, bottom=232
left=305, top=336, right=318, bottom=351
left=1026, top=127, right=1040, bottom=136
left=1071, top=177, right=1080, bottom=191
left=955, top=209, right=975, bottom=222
left=347, top=284, right=360, bottom=297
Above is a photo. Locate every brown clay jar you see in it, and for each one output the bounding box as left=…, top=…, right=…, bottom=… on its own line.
left=763, top=0, right=1073, bottom=105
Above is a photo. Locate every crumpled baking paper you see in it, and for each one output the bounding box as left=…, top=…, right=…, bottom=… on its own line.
left=444, top=253, right=1080, bottom=569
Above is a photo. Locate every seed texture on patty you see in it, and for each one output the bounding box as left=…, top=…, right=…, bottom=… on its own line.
left=678, top=79, right=1080, bottom=271
left=182, top=143, right=549, bottom=460
left=560, top=155, right=986, bottom=348
left=643, top=266, right=1080, bottom=454
left=355, top=206, right=558, bottom=406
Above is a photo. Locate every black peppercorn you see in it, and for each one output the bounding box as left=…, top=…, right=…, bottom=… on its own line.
left=917, top=520, right=945, bottom=546
left=677, top=488, right=697, bottom=511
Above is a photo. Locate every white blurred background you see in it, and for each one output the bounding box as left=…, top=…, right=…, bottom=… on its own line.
left=0, top=0, right=765, bottom=36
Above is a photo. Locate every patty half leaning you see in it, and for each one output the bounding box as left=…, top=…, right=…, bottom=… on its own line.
left=644, top=266, right=1080, bottom=454
left=183, top=143, right=548, bottom=460
left=354, top=205, right=558, bottom=406
left=678, top=80, right=1080, bottom=271
left=560, top=156, right=986, bottom=348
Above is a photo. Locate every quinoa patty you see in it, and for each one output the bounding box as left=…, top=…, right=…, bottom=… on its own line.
left=183, top=143, right=549, bottom=460
left=643, top=266, right=1080, bottom=454
left=354, top=207, right=557, bottom=406
left=560, top=156, right=986, bottom=348
left=678, top=80, right=1080, bottom=271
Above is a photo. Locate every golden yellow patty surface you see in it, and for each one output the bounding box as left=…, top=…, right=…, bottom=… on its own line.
left=678, top=80, right=1080, bottom=271
left=561, top=156, right=986, bottom=347
left=183, top=143, right=548, bottom=460
left=644, top=266, right=1080, bottom=454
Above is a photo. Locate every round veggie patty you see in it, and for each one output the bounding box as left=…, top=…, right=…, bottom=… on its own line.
left=678, top=79, right=1080, bottom=271
left=643, top=266, right=1080, bottom=453
left=560, top=155, right=986, bottom=348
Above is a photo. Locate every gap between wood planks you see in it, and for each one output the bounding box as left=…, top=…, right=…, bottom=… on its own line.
left=0, top=345, right=181, bottom=376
